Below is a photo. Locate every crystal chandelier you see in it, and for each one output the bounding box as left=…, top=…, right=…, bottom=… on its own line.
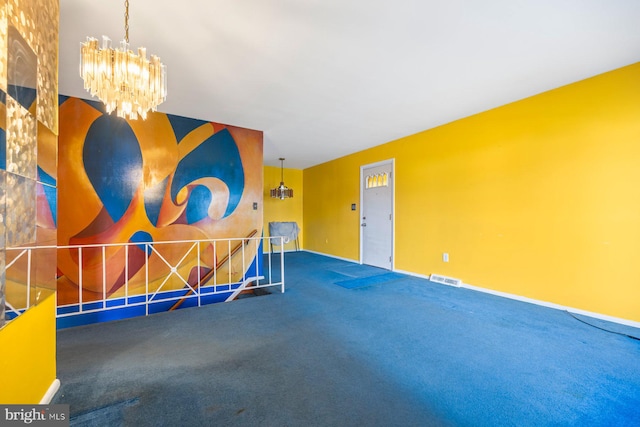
left=80, top=0, right=167, bottom=120
left=270, top=158, right=293, bottom=200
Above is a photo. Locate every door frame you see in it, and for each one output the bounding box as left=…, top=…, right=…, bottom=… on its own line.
left=359, top=158, right=395, bottom=269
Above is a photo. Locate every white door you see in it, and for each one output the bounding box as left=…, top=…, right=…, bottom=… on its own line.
left=360, top=160, right=393, bottom=269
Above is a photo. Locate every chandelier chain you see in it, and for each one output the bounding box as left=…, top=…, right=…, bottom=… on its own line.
left=124, top=0, right=129, bottom=43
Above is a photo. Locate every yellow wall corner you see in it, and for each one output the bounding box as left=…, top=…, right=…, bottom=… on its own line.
left=0, top=293, right=57, bottom=404
left=263, top=166, right=304, bottom=251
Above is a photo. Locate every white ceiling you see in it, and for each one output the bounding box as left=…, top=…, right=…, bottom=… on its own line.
left=59, top=0, right=640, bottom=169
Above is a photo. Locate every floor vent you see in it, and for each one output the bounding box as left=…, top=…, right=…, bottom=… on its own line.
left=430, top=274, right=463, bottom=287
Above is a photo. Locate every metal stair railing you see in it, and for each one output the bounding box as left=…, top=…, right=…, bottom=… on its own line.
left=169, top=229, right=258, bottom=310
left=3, top=234, right=286, bottom=324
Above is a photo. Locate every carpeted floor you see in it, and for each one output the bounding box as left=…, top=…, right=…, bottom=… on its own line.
left=53, top=251, right=640, bottom=426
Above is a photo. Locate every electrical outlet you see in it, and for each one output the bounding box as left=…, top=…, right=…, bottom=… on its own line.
left=443, top=253, right=449, bottom=262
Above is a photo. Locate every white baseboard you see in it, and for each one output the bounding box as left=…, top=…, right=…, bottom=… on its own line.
left=396, top=269, right=639, bottom=329
left=302, top=249, right=359, bottom=264
left=461, top=283, right=640, bottom=329
left=393, top=268, right=433, bottom=281
left=40, top=378, right=60, bottom=404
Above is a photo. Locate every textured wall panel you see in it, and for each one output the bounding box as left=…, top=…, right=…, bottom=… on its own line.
left=5, top=172, right=35, bottom=247
left=33, top=245, right=55, bottom=305
left=7, top=0, right=37, bottom=52
left=7, top=24, right=36, bottom=110
left=5, top=97, right=36, bottom=179
left=0, top=92, right=5, bottom=170
left=2, top=0, right=57, bottom=324
left=35, top=0, right=58, bottom=133
left=37, top=107, right=57, bottom=183
left=0, top=0, right=7, bottom=93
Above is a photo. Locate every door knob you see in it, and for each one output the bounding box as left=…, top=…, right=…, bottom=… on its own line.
left=361, top=223, right=366, bottom=227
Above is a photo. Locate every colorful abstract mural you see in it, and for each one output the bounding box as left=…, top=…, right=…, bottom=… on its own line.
left=57, top=97, right=263, bottom=310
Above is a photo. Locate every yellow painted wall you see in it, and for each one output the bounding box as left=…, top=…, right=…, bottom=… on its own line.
left=303, top=62, right=640, bottom=322
left=0, top=294, right=57, bottom=403
left=304, top=158, right=366, bottom=260
left=263, top=166, right=303, bottom=251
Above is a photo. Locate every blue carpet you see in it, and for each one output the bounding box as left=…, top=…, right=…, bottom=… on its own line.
left=70, top=398, right=139, bottom=427
left=53, top=251, right=640, bottom=426
left=335, top=272, right=406, bottom=289
left=313, top=269, right=353, bottom=283
left=329, top=263, right=388, bottom=278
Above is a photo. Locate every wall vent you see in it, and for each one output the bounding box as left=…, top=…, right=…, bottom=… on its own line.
left=430, top=274, right=463, bottom=287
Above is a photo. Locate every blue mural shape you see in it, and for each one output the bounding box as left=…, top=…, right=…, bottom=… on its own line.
left=143, top=176, right=169, bottom=227
left=83, top=115, right=143, bottom=223
left=167, top=114, right=209, bottom=145
left=38, top=166, right=56, bottom=186
left=39, top=167, right=57, bottom=226
left=171, top=128, right=244, bottom=219
left=43, top=185, right=57, bottom=226
left=185, top=185, right=213, bottom=224
left=82, top=98, right=107, bottom=113
left=129, top=230, right=153, bottom=255
left=8, top=86, right=36, bottom=111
